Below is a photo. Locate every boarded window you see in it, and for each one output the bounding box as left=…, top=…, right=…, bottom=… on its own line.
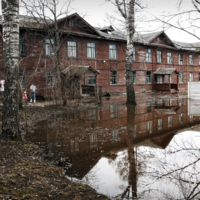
left=109, top=44, right=117, bottom=59
left=19, top=35, right=26, bottom=56
left=67, top=41, right=77, bottom=58
left=110, top=70, right=117, bottom=85
left=87, top=42, right=96, bottom=58
left=45, top=39, right=55, bottom=56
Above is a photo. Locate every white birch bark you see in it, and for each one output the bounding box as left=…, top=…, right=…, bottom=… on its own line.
left=2, top=0, right=19, bottom=137
left=116, top=0, right=136, bottom=105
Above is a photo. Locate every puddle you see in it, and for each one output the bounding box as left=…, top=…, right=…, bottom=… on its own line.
left=28, top=96, right=200, bottom=199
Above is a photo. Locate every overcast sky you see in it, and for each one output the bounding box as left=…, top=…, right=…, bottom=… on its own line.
left=68, top=0, right=199, bottom=43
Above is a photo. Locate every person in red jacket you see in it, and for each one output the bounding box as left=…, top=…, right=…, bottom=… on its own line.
left=23, top=91, right=28, bottom=105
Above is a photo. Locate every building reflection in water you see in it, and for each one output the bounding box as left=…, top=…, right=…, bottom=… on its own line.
left=29, top=96, right=200, bottom=199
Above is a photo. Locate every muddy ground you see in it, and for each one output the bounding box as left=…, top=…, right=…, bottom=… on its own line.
left=0, top=101, right=111, bottom=200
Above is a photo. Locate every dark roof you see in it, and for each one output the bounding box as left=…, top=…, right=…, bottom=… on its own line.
left=1, top=13, right=200, bottom=52
left=154, top=68, right=179, bottom=75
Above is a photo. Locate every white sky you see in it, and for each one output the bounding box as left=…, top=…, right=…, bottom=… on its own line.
left=68, top=0, right=200, bottom=43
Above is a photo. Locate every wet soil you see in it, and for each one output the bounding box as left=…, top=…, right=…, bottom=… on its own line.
left=0, top=102, right=110, bottom=200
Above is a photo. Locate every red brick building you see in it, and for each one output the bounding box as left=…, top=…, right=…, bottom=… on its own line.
left=0, top=13, right=200, bottom=97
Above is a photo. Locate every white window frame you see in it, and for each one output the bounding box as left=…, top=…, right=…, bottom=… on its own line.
left=189, top=54, right=193, bottom=65
left=45, top=38, right=55, bottom=56
left=179, top=53, right=183, bottom=65
left=157, top=75, right=163, bottom=84
left=179, top=72, right=183, bottom=83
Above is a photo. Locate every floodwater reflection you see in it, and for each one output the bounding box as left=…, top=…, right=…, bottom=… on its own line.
left=29, top=97, right=200, bottom=199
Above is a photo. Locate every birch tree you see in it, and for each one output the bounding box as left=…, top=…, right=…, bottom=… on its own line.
left=115, top=0, right=136, bottom=105
left=1, top=0, right=20, bottom=137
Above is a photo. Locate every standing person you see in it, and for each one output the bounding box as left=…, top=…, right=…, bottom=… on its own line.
left=30, top=83, right=37, bottom=103
left=23, top=91, right=28, bottom=105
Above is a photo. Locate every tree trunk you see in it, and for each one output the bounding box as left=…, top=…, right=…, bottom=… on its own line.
left=2, top=0, right=20, bottom=137
left=126, top=0, right=136, bottom=105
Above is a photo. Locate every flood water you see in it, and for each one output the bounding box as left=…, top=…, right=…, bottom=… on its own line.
left=29, top=95, right=200, bottom=199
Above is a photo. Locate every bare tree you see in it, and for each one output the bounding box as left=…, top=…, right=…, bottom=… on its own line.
left=1, top=0, right=20, bottom=137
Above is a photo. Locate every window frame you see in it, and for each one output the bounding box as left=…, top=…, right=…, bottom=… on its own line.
left=189, top=54, right=193, bottom=65
left=132, top=70, right=136, bottom=84
left=87, top=42, right=96, bottom=58
left=179, top=71, right=183, bottom=83
left=19, top=34, right=26, bottom=57
left=189, top=72, right=193, bottom=82
left=45, top=38, right=55, bottom=57
left=45, top=69, right=56, bottom=87
left=67, top=40, right=78, bottom=58
left=87, top=75, right=96, bottom=85
left=146, top=48, right=152, bottom=62
left=179, top=53, right=183, bottom=65
left=146, top=71, right=152, bottom=84
left=157, top=50, right=162, bottom=63
left=109, top=70, right=118, bottom=85
left=167, top=52, right=172, bottom=64
left=109, top=43, right=117, bottom=60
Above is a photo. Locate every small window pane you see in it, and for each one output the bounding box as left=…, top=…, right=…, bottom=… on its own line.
left=109, top=44, right=117, bottom=59
left=19, top=35, right=26, bottom=56
left=87, top=42, right=96, bottom=58
left=146, top=71, right=152, bottom=83
left=179, top=53, right=183, bottom=65
left=67, top=41, right=77, bottom=58
left=110, top=70, right=117, bottom=85
left=87, top=76, right=96, bottom=85
left=189, top=55, right=193, bottom=65
left=167, top=52, right=172, bottom=64
left=45, top=39, right=55, bottom=56
left=133, top=70, right=136, bottom=84
left=146, top=49, right=151, bottom=62
left=157, top=50, right=162, bottom=63
left=179, top=72, right=183, bottom=83
left=46, top=69, right=56, bottom=86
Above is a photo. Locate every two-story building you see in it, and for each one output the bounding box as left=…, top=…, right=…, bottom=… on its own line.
left=0, top=13, right=200, bottom=97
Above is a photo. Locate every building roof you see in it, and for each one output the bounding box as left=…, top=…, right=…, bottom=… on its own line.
left=1, top=13, right=200, bottom=52
left=154, top=68, right=179, bottom=75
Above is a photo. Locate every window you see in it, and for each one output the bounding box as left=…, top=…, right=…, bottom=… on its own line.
left=179, top=53, right=183, bottom=65
left=179, top=96, right=184, bottom=106
left=167, top=75, right=172, bottom=83
left=146, top=49, right=152, bottom=62
left=19, top=35, right=26, bottom=56
left=111, top=129, right=119, bottom=142
left=146, top=71, right=152, bottom=83
left=19, top=69, right=26, bottom=89
left=133, top=46, right=136, bottom=60
left=69, top=20, right=74, bottom=27
left=133, top=70, right=136, bottom=84
left=88, top=109, right=96, bottom=120
left=90, top=133, right=98, bottom=149
left=45, top=69, right=56, bottom=87
left=147, top=121, right=153, bottom=134
left=168, top=116, right=173, bottom=127
left=67, top=41, right=77, bottom=58
left=167, top=52, right=172, bottom=64
left=109, top=44, right=117, bottom=59
left=157, top=50, right=162, bottom=63
left=87, top=76, right=96, bottom=85
left=189, top=72, right=193, bottom=82
left=110, top=70, right=117, bottom=85
left=189, top=55, right=193, bottom=65
left=110, top=104, right=118, bottom=118
left=158, top=119, right=162, bottom=130
left=179, top=113, right=184, bottom=125
left=87, top=42, right=96, bottom=58
left=146, top=100, right=152, bottom=113
left=179, top=72, right=183, bottom=83
left=157, top=75, right=163, bottom=84
left=45, top=39, right=55, bottom=56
